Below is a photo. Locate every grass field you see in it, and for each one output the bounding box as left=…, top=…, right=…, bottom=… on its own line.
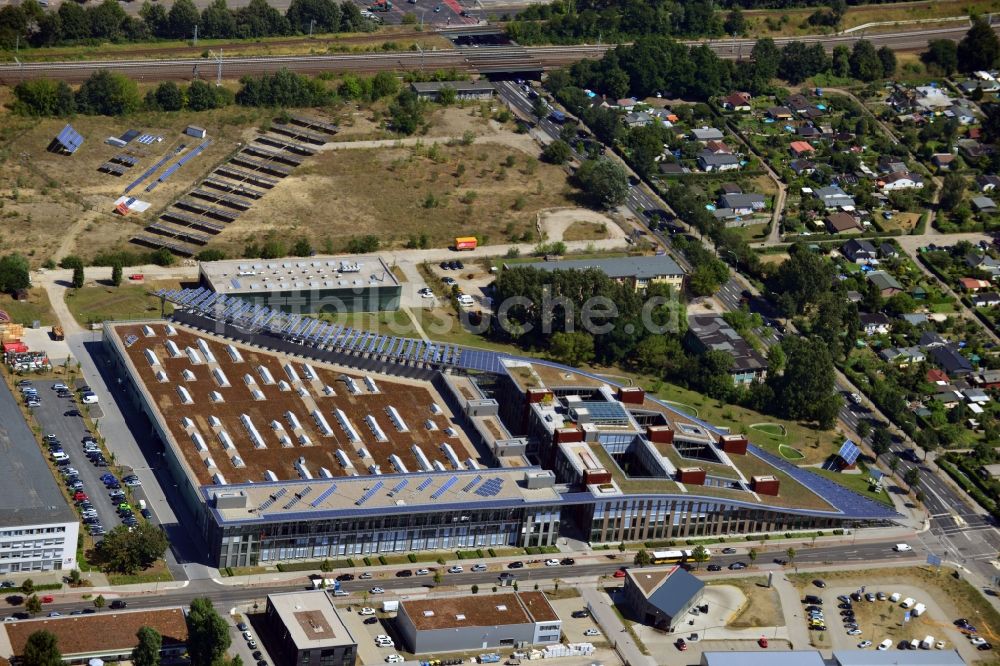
left=0, top=288, right=57, bottom=327
left=713, top=577, right=783, bottom=628
left=562, top=221, right=610, bottom=241
left=66, top=280, right=177, bottom=326
left=730, top=222, right=770, bottom=242
left=810, top=467, right=893, bottom=506
left=224, top=139, right=577, bottom=253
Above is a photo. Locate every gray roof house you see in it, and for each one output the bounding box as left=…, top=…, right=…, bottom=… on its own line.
left=691, top=127, right=725, bottom=141
left=867, top=270, right=903, bottom=296
left=972, top=196, right=998, bottom=213
left=813, top=185, right=856, bottom=209
left=516, top=255, right=685, bottom=292
left=719, top=193, right=766, bottom=214
left=697, top=152, right=741, bottom=172
left=841, top=239, right=878, bottom=263
left=686, top=314, right=768, bottom=385
left=930, top=345, right=974, bottom=377
left=622, top=566, right=705, bottom=632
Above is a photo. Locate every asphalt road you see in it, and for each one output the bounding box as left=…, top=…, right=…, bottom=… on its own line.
left=0, top=24, right=991, bottom=83
left=27, top=380, right=123, bottom=537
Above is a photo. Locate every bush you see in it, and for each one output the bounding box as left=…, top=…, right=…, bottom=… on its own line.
left=345, top=235, right=380, bottom=254
left=407, top=553, right=417, bottom=563
left=236, top=69, right=333, bottom=108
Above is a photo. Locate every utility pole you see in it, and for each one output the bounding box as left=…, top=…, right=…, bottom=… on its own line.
left=215, top=49, right=222, bottom=86
left=309, top=19, right=316, bottom=36
left=193, top=24, right=198, bottom=46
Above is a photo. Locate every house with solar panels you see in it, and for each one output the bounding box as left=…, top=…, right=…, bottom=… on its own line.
left=99, top=287, right=900, bottom=569
left=198, top=256, right=401, bottom=313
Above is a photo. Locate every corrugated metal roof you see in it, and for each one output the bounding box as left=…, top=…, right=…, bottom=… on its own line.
left=832, top=649, right=967, bottom=666
left=702, top=651, right=826, bottom=666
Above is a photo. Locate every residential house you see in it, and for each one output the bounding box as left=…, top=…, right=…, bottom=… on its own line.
left=959, top=140, right=996, bottom=161
left=721, top=92, right=752, bottom=112
left=879, top=243, right=899, bottom=260
left=966, top=253, right=1000, bottom=279
left=704, top=140, right=733, bottom=154
left=972, top=196, right=998, bottom=214
left=960, top=277, right=992, bottom=292
left=918, top=331, right=947, bottom=349
left=624, top=112, right=652, bottom=128
left=880, top=171, right=924, bottom=192
left=789, top=141, right=815, bottom=158
left=878, top=157, right=907, bottom=174
left=789, top=159, right=816, bottom=176
left=930, top=345, right=974, bottom=377
left=720, top=182, right=742, bottom=195
left=826, top=212, right=861, bottom=234
left=959, top=79, right=1000, bottom=94
left=931, top=388, right=965, bottom=408
left=867, top=270, right=903, bottom=297
left=786, top=94, right=810, bottom=114
left=977, top=175, right=1000, bottom=191
left=841, top=239, right=878, bottom=263
left=900, top=313, right=929, bottom=327
left=926, top=368, right=950, bottom=385
left=691, top=127, right=724, bottom=142
left=972, top=291, right=1000, bottom=307
left=720, top=193, right=766, bottom=215
left=616, top=97, right=638, bottom=110
left=767, top=106, right=793, bottom=120
left=914, top=86, right=955, bottom=110
left=813, top=185, right=856, bottom=209
left=796, top=125, right=820, bottom=139
left=880, top=346, right=926, bottom=366
left=686, top=314, right=768, bottom=385
left=965, top=388, right=991, bottom=404
left=931, top=154, right=956, bottom=170
left=974, top=369, right=1000, bottom=389
left=659, top=162, right=688, bottom=175
left=697, top=152, right=741, bottom=172
left=860, top=313, right=892, bottom=335
left=946, top=104, right=976, bottom=125
left=650, top=109, right=678, bottom=125
left=846, top=290, right=863, bottom=303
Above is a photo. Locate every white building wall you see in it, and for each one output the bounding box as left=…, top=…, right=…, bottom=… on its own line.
left=0, top=520, right=78, bottom=573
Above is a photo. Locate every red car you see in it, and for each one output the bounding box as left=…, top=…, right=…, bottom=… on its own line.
left=675, top=638, right=688, bottom=651
left=41, top=596, right=54, bottom=604
left=613, top=568, right=627, bottom=578
left=73, top=492, right=88, bottom=501
left=129, top=274, right=144, bottom=281
left=758, top=637, right=768, bottom=648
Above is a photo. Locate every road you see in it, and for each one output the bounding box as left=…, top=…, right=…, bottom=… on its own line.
left=0, top=24, right=991, bottom=83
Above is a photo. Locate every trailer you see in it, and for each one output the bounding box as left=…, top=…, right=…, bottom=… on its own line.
left=454, top=236, right=478, bottom=251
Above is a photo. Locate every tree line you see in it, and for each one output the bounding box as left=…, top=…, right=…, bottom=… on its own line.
left=0, top=0, right=369, bottom=50
left=507, top=0, right=912, bottom=45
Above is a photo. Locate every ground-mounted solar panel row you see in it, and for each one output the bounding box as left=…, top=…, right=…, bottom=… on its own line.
left=132, top=116, right=336, bottom=257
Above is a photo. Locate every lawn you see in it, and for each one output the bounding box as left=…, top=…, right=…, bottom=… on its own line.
left=562, top=221, right=611, bottom=241
left=227, top=141, right=578, bottom=253
left=0, top=288, right=57, bottom=327
left=730, top=222, right=770, bottom=242
left=711, top=577, right=782, bottom=629
left=810, top=467, right=893, bottom=507
left=65, top=280, right=177, bottom=327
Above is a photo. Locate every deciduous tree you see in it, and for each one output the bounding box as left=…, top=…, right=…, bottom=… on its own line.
left=186, top=598, right=231, bottom=666
left=132, top=626, right=162, bottom=666
left=22, top=631, right=61, bottom=666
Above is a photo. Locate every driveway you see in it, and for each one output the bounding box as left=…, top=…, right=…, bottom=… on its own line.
left=579, top=585, right=655, bottom=666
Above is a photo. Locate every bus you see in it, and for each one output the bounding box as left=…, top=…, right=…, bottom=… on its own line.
left=650, top=549, right=710, bottom=565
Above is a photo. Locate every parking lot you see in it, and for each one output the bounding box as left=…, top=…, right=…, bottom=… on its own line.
left=24, top=379, right=122, bottom=537
left=428, top=259, right=495, bottom=314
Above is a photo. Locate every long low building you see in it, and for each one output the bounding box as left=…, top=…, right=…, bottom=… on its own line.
left=396, top=592, right=561, bottom=654
left=101, top=287, right=899, bottom=568
left=510, top=255, right=686, bottom=292
left=701, top=650, right=967, bottom=665
left=0, top=382, right=79, bottom=574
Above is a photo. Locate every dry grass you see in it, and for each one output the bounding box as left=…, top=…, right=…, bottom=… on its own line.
left=715, top=577, right=782, bottom=628
left=65, top=279, right=179, bottom=327
left=223, top=142, right=577, bottom=253
left=0, top=287, right=57, bottom=327
left=562, top=221, right=610, bottom=241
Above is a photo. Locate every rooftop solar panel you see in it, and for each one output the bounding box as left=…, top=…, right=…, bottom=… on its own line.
left=310, top=484, right=337, bottom=507
left=416, top=477, right=434, bottom=491
left=430, top=475, right=459, bottom=500
left=389, top=479, right=409, bottom=495
left=462, top=475, right=484, bottom=492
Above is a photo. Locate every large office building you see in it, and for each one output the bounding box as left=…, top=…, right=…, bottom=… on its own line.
left=396, top=592, right=561, bottom=653
left=264, top=591, right=357, bottom=666
left=197, top=255, right=401, bottom=313
left=101, top=285, right=898, bottom=568
left=0, top=385, right=79, bottom=574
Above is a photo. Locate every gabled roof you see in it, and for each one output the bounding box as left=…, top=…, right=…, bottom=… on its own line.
left=867, top=271, right=903, bottom=292
left=627, top=566, right=705, bottom=618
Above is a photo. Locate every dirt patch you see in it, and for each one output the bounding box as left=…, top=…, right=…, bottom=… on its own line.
left=221, top=141, right=577, bottom=253
left=538, top=208, right=623, bottom=242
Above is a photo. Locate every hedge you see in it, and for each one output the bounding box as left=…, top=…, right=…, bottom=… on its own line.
left=937, top=458, right=1000, bottom=521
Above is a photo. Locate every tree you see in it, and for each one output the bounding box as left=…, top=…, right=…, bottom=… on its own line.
left=67, top=569, right=81, bottom=586
left=723, top=8, right=745, bottom=36
left=167, top=0, right=200, bottom=38
left=75, top=70, right=141, bottom=116
left=369, top=71, right=400, bottom=101
left=97, top=523, right=168, bottom=575
left=140, top=0, right=169, bottom=36
left=856, top=420, right=872, bottom=439
left=21, top=578, right=34, bottom=596
left=145, top=81, right=184, bottom=112
left=870, top=426, right=892, bottom=462
left=291, top=237, right=312, bottom=257
left=831, top=44, right=850, bottom=77
left=0, top=253, right=30, bottom=294
left=186, top=598, right=231, bottom=666
left=387, top=89, right=425, bottom=135
left=877, top=46, right=897, bottom=78
left=542, top=139, right=571, bottom=165
left=22, top=631, right=61, bottom=666
left=531, top=94, right=548, bottom=119
left=691, top=545, right=709, bottom=569
left=633, top=549, right=651, bottom=567
left=287, top=0, right=340, bottom=33
left=187, top=80, right=229, bottom=111
left=71, top=265, right=84, bottom=289
left=199, top=0, right=237, bottom=38
left=25, top=594, right=42, bottom=615
left=748, top=548, right=758, bottom=567
left=433, top=569, right=443, bottom=585
left=939, top=172, right=966, bottom=211
left=958, top=18, right=1000, bottom=72
left=549, top=331, right=595, bottom=367
left=132, top=626, right=162, bottom=666
left=849, top=40, right=883, bottom=82
left=471, top=584, right=479, bottom=594
left=13, top=79, right=75, bottom=117
left=93, top=594, right=105, bottom=609
left=904, top=467, right=920, bottom=490
left=575, top=158, right=628, bottom=208
left=111, top=263, right=123, bottom=287
left=786, top=547, right=796, bottom=567
left=922, top=39, right=958, bottom=75
left=438, top=85, right=457, bottom=106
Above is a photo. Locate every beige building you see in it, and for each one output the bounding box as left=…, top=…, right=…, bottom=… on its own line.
left=514, top=256, right=686, bottom=292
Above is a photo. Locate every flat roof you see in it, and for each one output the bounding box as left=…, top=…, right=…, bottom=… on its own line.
left=199, top=255, right=398, bottom=295
left=401, top=592, right=557, bottom=631
left=702, top=652, right=826, bottom=666
left=411, top=81, right=495, bottom=93
left=268, top=591, right=355, bottom=650
left=1, top=608, right=187, bottom=659
left=0, top=382, right=77, bottom=527
left=833, top=651, right=967, bottom=665
left=109, top=322, right=479, bottom=487
left=516, top=255, right=685, bottom=281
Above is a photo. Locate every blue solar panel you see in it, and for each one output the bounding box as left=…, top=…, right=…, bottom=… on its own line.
left=355, top=480, right=384, bottom=506
left=311, top=483, right=337, bottom=507
left=462, top=475, right=483, bottom=492
left=322, top=325, right=341, bottom=346
left=389, top=479, right=409, bottom=495
left=838, top=440, right=861, bottom=465
left=367, top=335, right=381, bottom=354
left=416, top=477, right=434, bottom=491
left=55, top=124, right=84, bottom=154
left=430, top=475, right=459, bottom=500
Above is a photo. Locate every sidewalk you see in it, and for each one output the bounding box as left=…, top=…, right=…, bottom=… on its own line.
left=580, top=586, right=655, bottom=666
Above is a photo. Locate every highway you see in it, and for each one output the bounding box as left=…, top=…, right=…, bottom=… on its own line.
left=0, top=24, right=986, bottom=83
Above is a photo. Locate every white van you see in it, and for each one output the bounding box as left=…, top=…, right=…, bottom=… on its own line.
left=456, top=294, right=475, bottom=309
left=900, top=597, right=916, bottom=609
left=894, top=543, right=912, bottom=552
left=82, top=393, right=99, bottom=404
left=921, top=635, right=935, bottom=649
left=889, top=592, right=901, bottom=602
left=51, top=452, right=69, bottom=461
left=877, top=639, right=893, bottom=651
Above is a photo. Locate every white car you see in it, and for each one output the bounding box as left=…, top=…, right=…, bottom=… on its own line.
left=415, top=569, right=430, bottom=575
left=359, top=607, right=376, bottom=616
left=544, top=559, right=560, bottom=567
left=376, top=635, right=392, bottom=643
left=583, top=628, right=599, bottom=637
left=936, top=641, right=946, bottom=649
left=386, top=656, right=404, bottom=664
left=858, top=641, right=872, bottom=649
left=370, top=587, right=384, bottom=594
left=418, top=288, right=435, bottom=299
left=242, top=631, right=253, bottom=641
left=471, top=564, right=487, bottom=572
left=847, top=629, right=862, bottom=636
left=877, top=639, right=893, bottom=651
left=448, top=566, right=463, bottom=574
left=971, top=637, right=988, bottom=646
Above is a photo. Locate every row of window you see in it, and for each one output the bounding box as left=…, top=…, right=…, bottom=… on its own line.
left=0, top=539, right=65, bottom=550
left=0, top=527, right=67, bottom=537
